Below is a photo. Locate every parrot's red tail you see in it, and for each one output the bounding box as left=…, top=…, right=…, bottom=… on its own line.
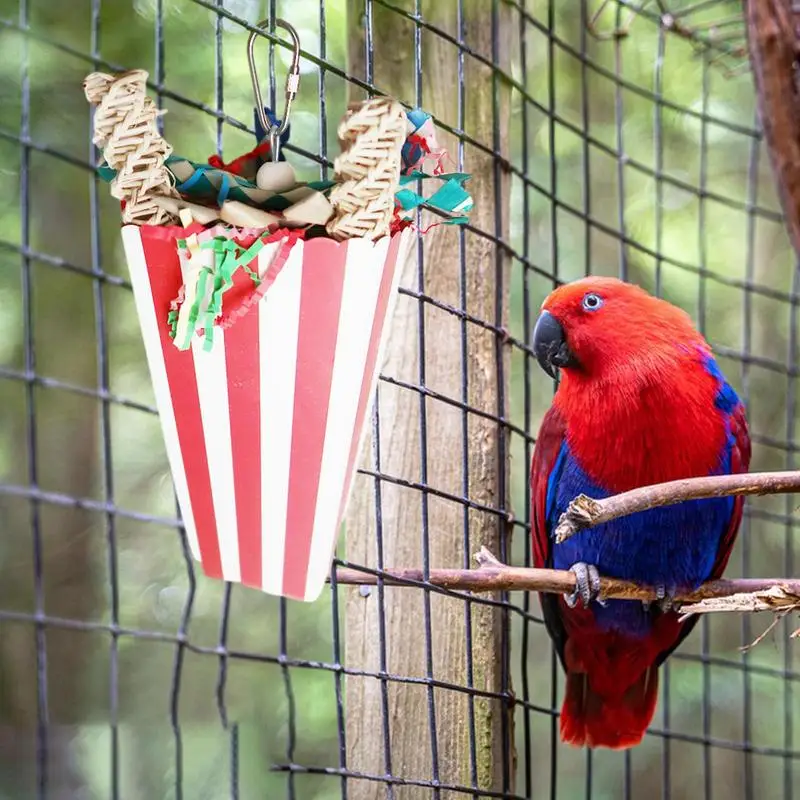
left=560, top=667, right=659, bottom=750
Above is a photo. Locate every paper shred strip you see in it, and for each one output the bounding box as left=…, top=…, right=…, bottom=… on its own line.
left=171, top=233, right=283, bottom=352
left=217, top=231, right=302, bottom=331
left=242, top=263, right=261, bottom=285
left=394, top=173, right=473, bottom=223
left=207, top=139, right=272, bottom=180
left=181, top=267, right=210, bottom=350
left=402, top=108, right=448, bottom=176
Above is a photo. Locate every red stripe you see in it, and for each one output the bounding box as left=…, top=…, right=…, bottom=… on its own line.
left=220, top=235, right=299, bottom=588
left=139, top=225, right=223, bottom=578
left=282, top=238, right=348, bottom=598
left=224, top=262, right=262, bottom=589
left=336, top=232, right=404, bottom=526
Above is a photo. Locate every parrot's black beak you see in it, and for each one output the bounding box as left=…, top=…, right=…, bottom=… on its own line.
left=533, top=311, right=577, bottom=379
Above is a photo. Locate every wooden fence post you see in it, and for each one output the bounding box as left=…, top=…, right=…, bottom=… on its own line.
left=343, top=2, right=513, bottom=797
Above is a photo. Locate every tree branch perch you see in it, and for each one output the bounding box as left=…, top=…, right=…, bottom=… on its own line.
left=335, top=470, right=800, bottom=624
left=554, top=470, right=800, bottom=543
left=335, top=545, right=800, bottom=605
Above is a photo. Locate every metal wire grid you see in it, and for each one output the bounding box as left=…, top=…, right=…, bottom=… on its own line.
left=589, top=0, right=750, bottom=72
left=0, top=0, right=798, bottom=798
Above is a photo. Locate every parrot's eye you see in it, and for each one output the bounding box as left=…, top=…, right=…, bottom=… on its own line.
left=582, top=292, right=603, bottom=311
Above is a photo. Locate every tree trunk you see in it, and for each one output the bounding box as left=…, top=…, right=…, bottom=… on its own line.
left=343, top=2, right=513, bottom=797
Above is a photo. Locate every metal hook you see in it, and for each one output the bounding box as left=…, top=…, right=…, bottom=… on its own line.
left=247, top=18, right=301, bottom=162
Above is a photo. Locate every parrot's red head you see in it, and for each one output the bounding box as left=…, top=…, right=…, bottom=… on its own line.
left=533, top=277, right=705, bottom=383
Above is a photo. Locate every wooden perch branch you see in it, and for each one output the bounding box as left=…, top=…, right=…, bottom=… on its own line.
left=336, top=470, right=800, bottom=622
left=335, top=545, right=800, bottom=605
left=554, top=470, right=800, bottom=543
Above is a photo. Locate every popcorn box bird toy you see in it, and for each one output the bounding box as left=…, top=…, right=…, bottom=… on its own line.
left=84, top=19, right=472, bottom=601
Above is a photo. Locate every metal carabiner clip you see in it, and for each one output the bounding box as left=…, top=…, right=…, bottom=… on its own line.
left=247, top=18, right=301, bottom=163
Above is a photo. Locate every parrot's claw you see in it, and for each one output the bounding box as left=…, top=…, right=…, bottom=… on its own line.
left=565, top=562, right=603, bottom=609
left=643, top=584, right=679, bottom=613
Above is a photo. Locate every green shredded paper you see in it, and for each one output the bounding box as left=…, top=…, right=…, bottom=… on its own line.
left=171, top=234, right=270, bottom=352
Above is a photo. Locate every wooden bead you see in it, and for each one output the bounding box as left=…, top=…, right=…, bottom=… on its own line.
left=255, top=161, right=297, bottom=193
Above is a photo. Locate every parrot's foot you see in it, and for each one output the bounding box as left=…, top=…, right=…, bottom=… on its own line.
left=565, top=562, right=602, bottom=609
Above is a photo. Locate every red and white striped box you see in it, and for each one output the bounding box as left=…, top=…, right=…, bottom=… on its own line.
left=121, top=223, right=411, bottom=601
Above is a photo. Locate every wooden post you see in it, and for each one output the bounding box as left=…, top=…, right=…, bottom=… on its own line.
left=343, top=2, right=513, bottom=797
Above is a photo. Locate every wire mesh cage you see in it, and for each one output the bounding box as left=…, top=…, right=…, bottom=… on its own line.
left=589, top=0, right=751, bottom=72
left=1, top=0, right=799, bottom=798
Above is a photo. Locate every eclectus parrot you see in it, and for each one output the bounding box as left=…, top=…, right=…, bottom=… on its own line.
left=530, top=277, right=750, bottom=750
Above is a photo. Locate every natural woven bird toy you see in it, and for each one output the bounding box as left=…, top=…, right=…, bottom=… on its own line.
left=326, top=97, right=407, bottom=241
left=83, top=69, right=179, bottom=226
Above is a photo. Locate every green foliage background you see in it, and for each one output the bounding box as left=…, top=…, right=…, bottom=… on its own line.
left=0, top=0, right=797, bottom=798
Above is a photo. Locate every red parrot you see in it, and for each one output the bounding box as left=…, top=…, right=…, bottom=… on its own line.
left=530, top=277, right=750, bottom=750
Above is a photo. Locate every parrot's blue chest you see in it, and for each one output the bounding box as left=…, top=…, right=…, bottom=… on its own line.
left=547, top=441, right=735, bottom=636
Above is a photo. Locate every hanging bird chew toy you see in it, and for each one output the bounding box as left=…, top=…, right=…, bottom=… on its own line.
left=83, top=19, right=473, bottom=601
left=326, top=98, right=407, bottom=241
left=83, top=69, right=179, bottom=225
